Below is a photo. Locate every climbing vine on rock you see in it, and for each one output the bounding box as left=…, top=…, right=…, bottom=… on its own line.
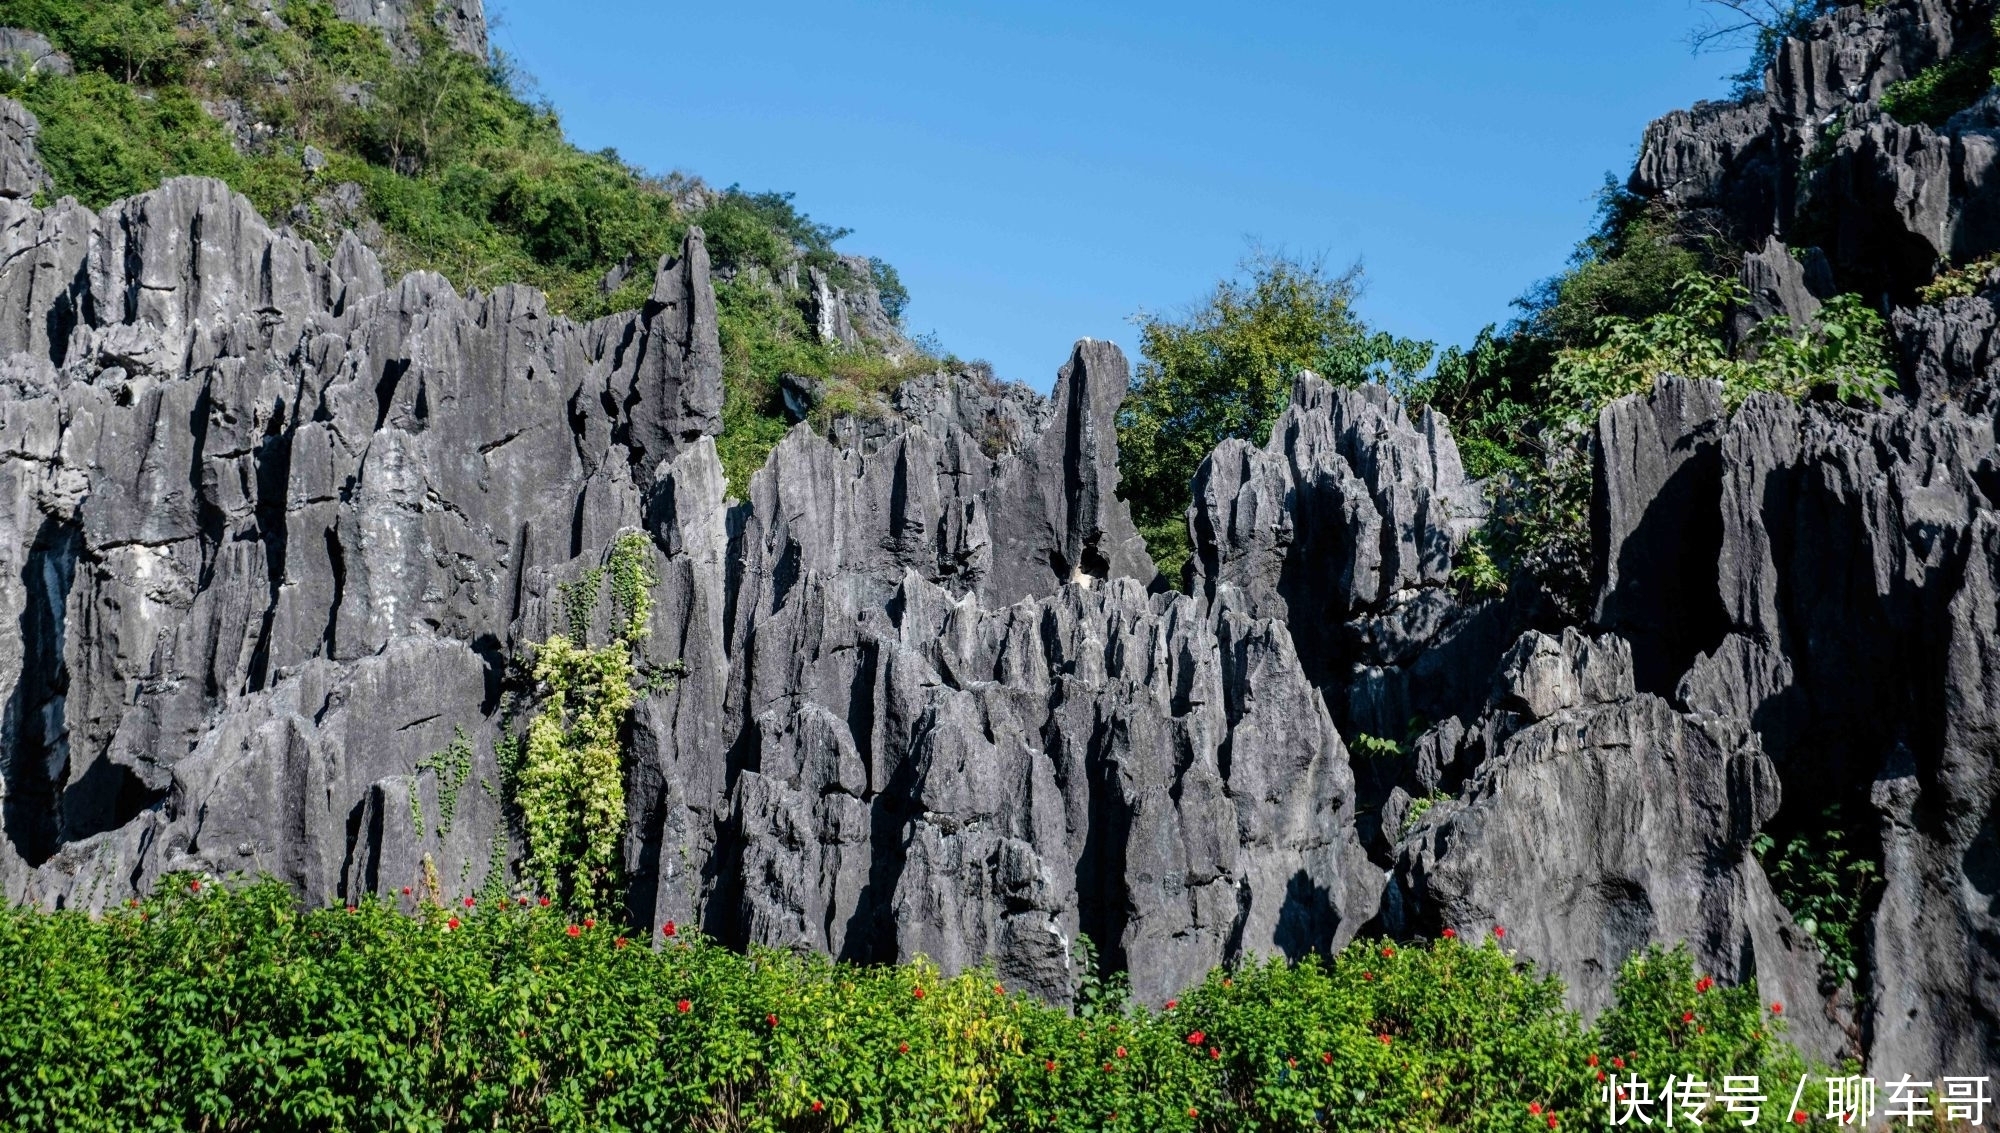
left=510, top=531, right=658, bottom=915
left=413, top=724, right=474, bottom=838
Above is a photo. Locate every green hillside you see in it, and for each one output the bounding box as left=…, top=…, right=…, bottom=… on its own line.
left=0, top=0, right=931, bottom=492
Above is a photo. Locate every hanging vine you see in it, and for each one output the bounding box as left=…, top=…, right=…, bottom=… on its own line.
left=507, top=531, right=659, bottom=914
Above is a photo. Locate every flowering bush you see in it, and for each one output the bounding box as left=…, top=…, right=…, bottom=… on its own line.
left=0, top=880, right=1839, bottom=1131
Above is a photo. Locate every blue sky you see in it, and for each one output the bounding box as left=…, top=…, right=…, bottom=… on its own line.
left=486, top=1, right=1754, bottom=391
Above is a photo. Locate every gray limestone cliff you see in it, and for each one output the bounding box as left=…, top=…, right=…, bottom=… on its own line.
left=3, top=0, right=2000, bottom=1077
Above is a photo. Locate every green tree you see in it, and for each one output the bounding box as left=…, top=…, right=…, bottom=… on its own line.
left=1118, top=253, right=1432, bottom=575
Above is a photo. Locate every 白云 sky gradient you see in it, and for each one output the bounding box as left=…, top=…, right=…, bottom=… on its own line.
left=486, top=1, right=1758, bottom=391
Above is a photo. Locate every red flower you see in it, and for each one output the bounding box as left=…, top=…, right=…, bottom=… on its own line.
left=1792, top=1112, right=1807, bottom=1124
left=1103, top=1062, right=1114, bottom=1073
left=1612, top=1057, right=1624, bottom=1069
left=1587, top=1054, right=1598, bottom=1067
left=1442, top=928, right=1456, bottom=939
left=898, top=1041, right=909, bottom=1053
left=1696, top=976, right=1713, bottom=993
left=1597, top=1071, right=1607, bottom=1082
left=994, top=983, right=1004, bottom=995
left=1378, top=1034, right=1391, bottom=1045
left=811, top=1101, right=823, bottom=1113
left=446, top=917, right=460, bottom=930
left=1115, top=1046, right=1126, bottom=1058
left=1222, top=977, right=1233, bottom=988
left=1186, top=1031, right=1205, bottom=1045
left=401, top=887, right=412, bottom=896
left=767, top=1014, right=778, bottom=1028
left=1381, top=946, right=1395, bottom=958
left=1045, top=1060, right=1057, bottom=1072
left=1209, top=1047, right=1220, bottom=1060
left=566, top=924, right=581, bottom=937
left=1287, top=1057, right=1298, bottom=1068
left=347, top=906, right=357, bottom=914
left=189, top=879, right=201, bottom=892
left=676, top=999, right=691, bottom=1013
left=1492, top=925, right=1505, bottom=938
left=1363, top=971, right=1374, bottom=981
left=1770, top=1001, right=1783, bottom=1014
left=615, top=936, right=628, bottom=949
left=517, top=896, right=528, bottom=906
left=1548, top=1117, right=1559, bottom=1129
left=1188, top=1109, right=1199, bottom=1119
left=583, top=918, right=595, bottom=929
left=464, top=897, right=475, bottom=908
left=538, top=896, right=550, bottom=907
left=663, top=920, right=677, bottom=937
left=1682, top=1011, right=1694, bottom=1023
left=1530, top=1103, right=1543, bottom=1115
left=1321, top=1052, right=1333, bottom=1064
left=912, top=987, right=925, bottom=999
left=1164, top=999, right=1178, bottom=1010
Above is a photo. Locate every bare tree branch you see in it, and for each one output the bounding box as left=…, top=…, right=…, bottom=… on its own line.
left=1687, top=0, right=1819, bottom=54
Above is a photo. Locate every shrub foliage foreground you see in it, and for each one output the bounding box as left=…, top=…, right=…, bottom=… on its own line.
left=0, top=879, right=1841, bottom=1132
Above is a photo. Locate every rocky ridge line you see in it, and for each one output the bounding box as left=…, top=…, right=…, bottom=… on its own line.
left=1, top=0, right=1999, bottom=1075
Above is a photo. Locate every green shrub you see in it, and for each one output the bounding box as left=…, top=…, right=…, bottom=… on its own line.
left=1917, top=252, right=2000, bottom=304
left=1546, top=275, right=1895, bottom=414
left=1515, top=189, right=1704, bottom=351
left=1399, top=793, right=1447, bottom=836
left=869, top=255, right=909, bottom=323
left=1117, top=251, right=1435, bottom=537
left=14, top=72, right=244, bottom=207
left=0, top=881, right=1841, bottom=1131
left=1753, top=806, right=1880, bottom=987
left=0, top=0, right=195, bottom=84
left=1595, top=945, right=1841, bottom=1127
left=1880, top=17, right=1999, bottom=127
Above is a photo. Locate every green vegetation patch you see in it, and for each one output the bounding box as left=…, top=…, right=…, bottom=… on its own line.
left=510, top=532, right=656, bottom=915
left=0, top=0, right=934, bottom=501
left=1880, top=12, right=2000, bottom=128
left=0, top=878, right=1844, bottom=1131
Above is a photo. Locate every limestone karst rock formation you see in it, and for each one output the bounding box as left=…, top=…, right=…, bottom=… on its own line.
left=3, top=0, right=2000, bottom=1075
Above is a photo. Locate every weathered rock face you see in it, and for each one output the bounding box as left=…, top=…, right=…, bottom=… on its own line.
left=1387, top=627, right=1837, bottom=1057
left=805, top=255, right=910, bottom=356
left=0, top=173, right=1374, bottom=1011
left=0, top=97, right=46, bottom=202
left=1633, top=0, right=1998, bottom=304
left=0, top=29, right=69, bottom=80
left=1460, top=373, right=2000, bottom=1070
left=0, top=176, right=722, bottom=914
left=333, top=0, right=488, bottom=57
left=5, top=0, right=2000, bottom=1074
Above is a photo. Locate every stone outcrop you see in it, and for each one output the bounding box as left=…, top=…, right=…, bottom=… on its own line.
left=5, top=0, right=2000, bottom=1076
left=1387, top=627, right=1837, bottom=1058
left=0, top=29, right=69, bottom=79
left=0, top=176, right=722, bottom=914
left=0, top=173, right=1376, bottom=1012
left=333, top=0, right=488, bottom=57
left=0, top=97, right=45, bottom=202
left=1634, top=0, right=2000, bottom=303
left=805, top=255, right=910, bottom=356
left=1456, top=373, right=2000, bottom=1072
